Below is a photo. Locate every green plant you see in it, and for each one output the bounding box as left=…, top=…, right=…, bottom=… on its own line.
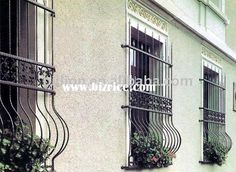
left=0, top=122, right=52, bottom=172
left=130, top=132, right=175, bottom=168
left=203, top=141, right=228, bottom=166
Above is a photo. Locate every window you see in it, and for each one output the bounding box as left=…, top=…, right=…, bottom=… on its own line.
left=121, top=19, right=181, bottom=170
left=211, top=0, right=221, bottom=7
left=199, top=60, right=232, bottom=164
left=209, top=0, right=224, bottom=12
left=0, top=0, right=69, bottom=171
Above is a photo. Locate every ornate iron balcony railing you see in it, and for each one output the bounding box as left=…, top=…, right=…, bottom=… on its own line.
left=0, top=51, right=55, bottom=93
left=0, top=0, right=69, bottom=171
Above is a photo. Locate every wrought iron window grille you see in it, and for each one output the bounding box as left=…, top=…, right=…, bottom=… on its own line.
left=0, top=0, right=69, bottom=171
left=121, top=20, right=181, bottom=170
left=199, top=62, right=232, bottom=164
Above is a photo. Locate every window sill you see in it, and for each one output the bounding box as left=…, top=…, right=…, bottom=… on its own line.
left=198, top=0, right=230, bottom=25
left=199, top=160, right=214, bottom=165
left=121, top=164, right=172, bottom=170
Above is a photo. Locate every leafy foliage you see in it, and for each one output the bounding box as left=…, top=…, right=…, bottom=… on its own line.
left=0, top=122, right=52, bottom=172
left=130, top=132, right=175, bottom=168
left=203, top=141, right=228, bottom=166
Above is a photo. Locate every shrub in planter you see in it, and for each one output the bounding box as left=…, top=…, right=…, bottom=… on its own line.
left=203, top=141, right=228, bottom=166
left=0, top=122, right=52, bottom=172
left=130, top=132, right=175, bottom=168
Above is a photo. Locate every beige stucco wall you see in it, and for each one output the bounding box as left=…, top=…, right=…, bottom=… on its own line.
left=52, top=0, right=236, bottom=172
left=53, top=0, right=126, bottom=171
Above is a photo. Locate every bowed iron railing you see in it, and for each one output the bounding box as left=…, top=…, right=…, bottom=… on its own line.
left=199, top=71, right=232, bottom=164
left=0, top=0, right=69, bottom=171
left=121, top=21, right=181, bottom=170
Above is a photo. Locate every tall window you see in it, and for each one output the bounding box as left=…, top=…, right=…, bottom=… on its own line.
left=121, top=20, right=181, bottom=170
left=0, top=0, right=37, bottom=129
left=0, top=0, right=69, bottom=171
left=200, top=60, right=232, bottom=164
left=210, top=0, right=224, bottom=11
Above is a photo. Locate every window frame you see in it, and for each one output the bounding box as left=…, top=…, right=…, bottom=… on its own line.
left=209, top=0, right=224, bottom=12
left=199, top=58, right=232, bottom=164
left=126, top=17, right=168, bottom=166
left=121, top=15, right=181, bottom=170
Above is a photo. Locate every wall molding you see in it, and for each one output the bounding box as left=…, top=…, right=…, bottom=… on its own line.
left=128, top=0, right=168, bottom=33
left=201, top=46, right=222, bottom=64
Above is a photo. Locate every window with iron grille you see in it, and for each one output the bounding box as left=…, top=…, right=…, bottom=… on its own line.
left=0, top=0, right=69, bottom=171
left=121, top=19, right=181, bottom=170
left=199, top=60, right=232, bottom=164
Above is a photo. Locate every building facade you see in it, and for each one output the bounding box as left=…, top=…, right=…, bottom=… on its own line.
left=53, top=0, right=236, bottom=171
left=0, top=0, right=236, bottom=172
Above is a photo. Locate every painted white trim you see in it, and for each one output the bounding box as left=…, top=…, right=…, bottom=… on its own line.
left=200, top=60, right=204, bottom=161
left=201, top=55, right=222, bottom=69
left=36, top=0, right=50, bottom=139
left=202, top=58, right=224, bottom=93
left=221, top=0, right=225, bottom=13
left=125, top=0, right=130, bottom=166
left=128, top=16, right=168, bottom=43
left=202, top=58, right=222, bottom=71
left=202, top=58, right=224, bottom=89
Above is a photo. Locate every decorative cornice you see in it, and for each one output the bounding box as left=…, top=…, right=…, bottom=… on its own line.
left=128, top=0, right=168, bottom=33
left=201, top=46, right=221, bottom=63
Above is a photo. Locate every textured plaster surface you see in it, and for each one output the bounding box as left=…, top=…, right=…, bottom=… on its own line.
left=52, top=0, right=236, bottom=171
left=53, top=0, right=126, bottom=171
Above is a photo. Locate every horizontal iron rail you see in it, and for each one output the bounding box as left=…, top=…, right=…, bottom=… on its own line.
left=132, top=90, right=173, bottom=101
left=121, top=44, right=172, bottom=67
left=199, top=107, right=225, bottom=114
left=0, top=51, right=55, bottom=71
left=121, top=105, right=172, bottom=116
left=199, top=161, right=215, bottom=164
left=199, top=119, right=225, bottom=125
left=199, top=78, right=225, bottom=90
left=0, top=80, right=55, bottom=94
left=23, top=0, right=55, bottom=15
left=121, top=165, right=171, bottom=170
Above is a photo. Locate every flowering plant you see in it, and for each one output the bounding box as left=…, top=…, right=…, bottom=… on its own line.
left=203, top=141, right=228, bottom=166
left=130, top=132, right=175, bottom=168
left=0, top=121, right=52, bottom=172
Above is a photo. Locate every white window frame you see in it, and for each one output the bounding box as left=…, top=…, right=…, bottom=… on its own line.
left=200, top=58, right=224, bottom=161
left=208, top=0, right=225, bottom=13
left=125, top=15, right=169, bottom=166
